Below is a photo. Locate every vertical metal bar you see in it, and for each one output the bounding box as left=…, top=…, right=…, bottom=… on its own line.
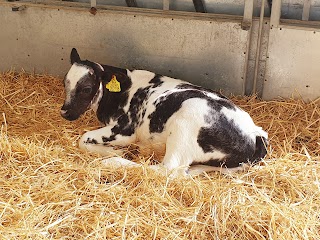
left=90, top=0, right=96, bottom=8
left=267, top=0, right=273, bottom=15
left=270, top=0, right=282, bottom=28
left=192, top=0, right=206, bottom=13
left=242, top=29, right=253, bottom=96
left=163, top=0, right=170, bottom=10
left=242, top=0, right=253, bottom=30
left=242, top=0, right=254, bottom=95
left=125, top=0, right=137, bottom=7
left=302, top=0, right=311, bottom=21
left=253, top=0, right=266, bottom=94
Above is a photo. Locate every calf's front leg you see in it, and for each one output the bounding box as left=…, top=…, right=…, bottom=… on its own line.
left=79, top=125, right=136, bottom=157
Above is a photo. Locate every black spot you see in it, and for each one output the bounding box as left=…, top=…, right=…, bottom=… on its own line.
left=114, top=114, right=134, bottom=136
left=86, top=138, right=98, bottom=144
left=148, top=88, right=235, bottom=133
left=142, top=108, right=147, bottom=118
left=102, top=136, right=116, bottom=142
left=149, top=74, right=164, bottom=88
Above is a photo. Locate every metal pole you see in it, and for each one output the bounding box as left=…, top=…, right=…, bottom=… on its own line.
left=242, top=0, right=254, bottom=95
left=270, top=0, right=282, bottom=28
left=302, top=0, right=311, bottom=21
left=163, top=0, right=170, bottom=10
left=192, top=0, right=206, bottom=13
left=253, top=0, right=266, bottom=94
left=90, top=0, right=96, bottom=8
left=242, top=0, right=253, bottom=30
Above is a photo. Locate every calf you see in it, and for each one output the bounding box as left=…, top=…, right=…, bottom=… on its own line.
left=61, top=48, right=268, bottom=175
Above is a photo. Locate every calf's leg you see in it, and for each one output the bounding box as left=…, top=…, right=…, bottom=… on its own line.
left=79, top=126, right=136, bottom=157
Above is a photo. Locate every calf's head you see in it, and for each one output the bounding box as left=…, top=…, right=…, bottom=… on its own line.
left=61, top=48, right=102, bottom=121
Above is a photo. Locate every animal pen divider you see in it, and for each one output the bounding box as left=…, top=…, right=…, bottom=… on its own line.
left=0, top=0, right=320, bottom=239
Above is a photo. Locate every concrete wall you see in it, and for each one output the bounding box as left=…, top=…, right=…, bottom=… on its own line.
left=0, top=2, right=250, bottom=95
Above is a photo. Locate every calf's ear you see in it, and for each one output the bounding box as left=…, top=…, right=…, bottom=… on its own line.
left=70, top=48, right=81, bottom=64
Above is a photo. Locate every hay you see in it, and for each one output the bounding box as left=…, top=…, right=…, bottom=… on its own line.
left=0, top=70, right=319, bottom=239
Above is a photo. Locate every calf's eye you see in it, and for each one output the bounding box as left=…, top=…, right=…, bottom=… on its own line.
left=82, top=87, right=92, bottom=94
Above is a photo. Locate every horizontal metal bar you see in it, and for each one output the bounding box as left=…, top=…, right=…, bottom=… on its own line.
left=0, top=0, right=245, bottom=23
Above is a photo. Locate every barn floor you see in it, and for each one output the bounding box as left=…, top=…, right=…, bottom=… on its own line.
left=0, top=71, right=319, bottom=239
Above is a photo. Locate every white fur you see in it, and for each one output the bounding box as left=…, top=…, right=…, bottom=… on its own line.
left=90, top=83, right=103, bottom=112
left=66, top=64, right=90, bottom=92
left=221, top=107, right=268, bottom=141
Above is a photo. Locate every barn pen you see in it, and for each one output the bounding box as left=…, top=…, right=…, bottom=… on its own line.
left=0, top=0, right=320, bottom=239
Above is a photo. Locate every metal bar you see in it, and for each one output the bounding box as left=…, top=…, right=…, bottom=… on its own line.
left=302, top=0, right=311, bottom=21
left=163, top=0, right=169, bottom=11
left=242, top=0, right=253, bottom=30
left=192, top=0, right=206, bottom=13
left=125, top=0, right=137, bottom=8
left=253, top=0, right=266, bottom=94
left=267, top=0, right=272, bottom=15
left=242, top=28, right=252, bottom=96
left=270, top=0, right=281, bottom=28
left=90, top=0, right=96, bottom=8
left=241, top=0, right=254, bottom=94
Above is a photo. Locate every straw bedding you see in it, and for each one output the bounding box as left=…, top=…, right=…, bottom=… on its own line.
left=0, top=71, right=319, bottom=239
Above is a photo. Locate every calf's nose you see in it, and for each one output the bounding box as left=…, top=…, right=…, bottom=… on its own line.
left=60, top=109, right=70, bottom=118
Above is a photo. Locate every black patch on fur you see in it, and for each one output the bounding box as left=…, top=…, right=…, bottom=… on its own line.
left=148, top=88, right=235, bottom=133
left=102, top=136, right=116, bottom=142
left=251, top=136, right=268, bottom=164
left=85, top=138, right=98, bottom=144
left=101, top=83, right=155, bottom=141
left=149, top=74, right=164, bottom=88
left=196, top=118, right=267, bottom=168
left=96, top=67, right=132, bottom=124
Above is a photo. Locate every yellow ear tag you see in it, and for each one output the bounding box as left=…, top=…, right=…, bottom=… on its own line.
left=105, top=75, right=121, bottom=92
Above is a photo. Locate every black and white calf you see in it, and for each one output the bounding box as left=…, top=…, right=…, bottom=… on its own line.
left=61, top=48, right=268, bottom=175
